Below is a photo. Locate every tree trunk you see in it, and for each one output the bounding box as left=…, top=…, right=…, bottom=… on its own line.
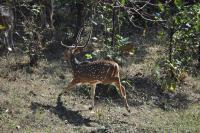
left=29, top=32, right=39, bottom=67
left=111, top=0, right=117, bottom=46
left=198, top=43, right=200, bottom=69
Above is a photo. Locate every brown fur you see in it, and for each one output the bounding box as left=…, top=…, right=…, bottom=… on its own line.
left=61, top=47, right=130, bottom=112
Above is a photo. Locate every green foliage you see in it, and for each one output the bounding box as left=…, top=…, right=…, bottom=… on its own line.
left=174, top=0, right=183, bottom=8
left=173, top=3, right=200, bottom=70
left=154, top=59, right=187, bottom=92
left=155, top=2, right=200, bottom=92
left=84, top=54, right=93, bottom=59
left=158, top=2, right=164, bottom=12
left=0, top=25, right=6, bottom=30
left=31, top=4, right=40, bottom=14
left=120, top=0, right=126, bottom=6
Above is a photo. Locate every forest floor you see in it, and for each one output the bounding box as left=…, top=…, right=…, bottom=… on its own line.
left=0, top=34, right=200, bottom=133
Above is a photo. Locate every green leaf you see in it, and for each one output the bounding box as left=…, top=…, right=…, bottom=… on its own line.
left=196, top=13, right=200, bottom=32
left=129, top=52, right=134, bottom=56
left=158, top=2, right=164, bottom=12
left=84, top=54, right=93, bottom=59
left=106, top=28, right=112, bottom=32
left=0, top=25, right=6, bottom=30
left=119, top=37, right=129, bottom=43
left=169, top=83, right=176, bottom=92
left=174, top=0, right=182, bottom=7
left=120, top=0, right=126, bottom=6
left=121, top=80, right=126, bottom=84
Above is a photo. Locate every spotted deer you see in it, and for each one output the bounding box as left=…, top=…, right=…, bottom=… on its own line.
left=60, top=28, right=130, bottom=113
left=0, top=5, right=14, bottom=51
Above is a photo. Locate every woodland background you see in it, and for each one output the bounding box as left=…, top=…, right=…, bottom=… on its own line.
left=0, top=0, right=199, bottom=132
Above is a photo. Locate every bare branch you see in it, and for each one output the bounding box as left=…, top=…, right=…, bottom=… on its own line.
left=114, top=0, right=167, bottom=22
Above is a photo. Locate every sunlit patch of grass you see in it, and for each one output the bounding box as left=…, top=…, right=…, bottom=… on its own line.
left=137, top=104, right=200, bottom=132
left=0, top=107, right=22, bottom=132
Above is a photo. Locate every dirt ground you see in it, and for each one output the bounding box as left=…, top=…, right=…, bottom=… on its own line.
left=0, top=37, right=200, bottom=132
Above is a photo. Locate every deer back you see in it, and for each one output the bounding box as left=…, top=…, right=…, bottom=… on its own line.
left=72, top=60, right=119, bottom=83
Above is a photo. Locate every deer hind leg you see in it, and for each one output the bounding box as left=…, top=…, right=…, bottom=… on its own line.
left=89, top=84, right=96, bottom=110
left=113, top=77, right=130, bottom=112
left=120, top=84, right=130, bottom=113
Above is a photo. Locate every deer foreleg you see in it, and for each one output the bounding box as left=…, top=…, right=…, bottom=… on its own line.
left=89, top=84, right=96, bottom=110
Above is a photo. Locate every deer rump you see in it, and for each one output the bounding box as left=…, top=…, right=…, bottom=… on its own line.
left=72, top=60, right=119, bottom=83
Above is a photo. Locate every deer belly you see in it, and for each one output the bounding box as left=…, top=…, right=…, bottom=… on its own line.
left=74, top=71, right=106, bottom=82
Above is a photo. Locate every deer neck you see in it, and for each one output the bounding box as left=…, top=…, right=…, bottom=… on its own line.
left=70, top=54, right=81, bottom=71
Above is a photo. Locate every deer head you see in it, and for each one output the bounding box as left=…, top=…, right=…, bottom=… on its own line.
left=61, top=27, right=92, bottom=62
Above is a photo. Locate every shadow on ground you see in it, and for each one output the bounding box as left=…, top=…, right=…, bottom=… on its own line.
left=127, top=75, right=191, bottom=110
left=76, top=74, right=192, bottom=111
left=30, top=94, right=94, bottom=126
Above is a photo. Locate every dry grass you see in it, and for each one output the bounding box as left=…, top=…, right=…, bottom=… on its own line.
left=0, top=39, right=200, bottom=132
